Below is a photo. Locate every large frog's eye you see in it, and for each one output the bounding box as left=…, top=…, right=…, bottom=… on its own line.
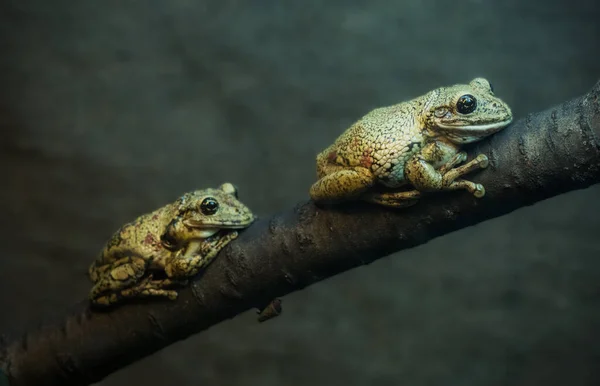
left=456, top=94, right=477, bottom=114
left=200, top=197, right=219, bottom=215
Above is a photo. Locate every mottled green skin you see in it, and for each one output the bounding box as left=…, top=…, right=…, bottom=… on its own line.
left=89, top=183, right=255, bottom=306
left=310, top=78, right=513, bottom=207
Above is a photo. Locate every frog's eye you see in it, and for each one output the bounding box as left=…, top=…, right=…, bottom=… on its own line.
left=456, top=94, right=477, bottom=114
left=200, top=197, right=219, bottom=215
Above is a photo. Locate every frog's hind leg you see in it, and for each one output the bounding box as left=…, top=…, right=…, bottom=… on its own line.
left=93, top=275, right=181, bottom=306
left=361, top=189, right=422, bottom=208
left=116, top=276, right=180, bottom=302
left=309, top=165, right=375, bottom=203
left=90, top=256, right=148, bottom=306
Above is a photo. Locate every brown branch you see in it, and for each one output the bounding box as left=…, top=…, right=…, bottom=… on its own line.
left=1, top=81, right=600, bottom=386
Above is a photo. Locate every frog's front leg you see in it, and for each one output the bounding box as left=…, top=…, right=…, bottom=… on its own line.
left=405, top=142, right=489, bottom=197
left=165, top=231, right=239, bottom=279
left=363, top=146, right=488, bottom=208
left=309, top=164, right=376, bottom=203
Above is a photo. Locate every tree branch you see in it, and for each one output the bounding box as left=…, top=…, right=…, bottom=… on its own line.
left=2, top=81, right=600, bottom=386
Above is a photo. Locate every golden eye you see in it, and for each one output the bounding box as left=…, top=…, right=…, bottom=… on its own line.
left=457, top=94, right=477, bottom=114
left=200, top=197, right=219, bottom=215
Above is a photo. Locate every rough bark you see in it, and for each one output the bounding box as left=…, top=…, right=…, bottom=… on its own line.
left=1, top=81, right=599, bottom=386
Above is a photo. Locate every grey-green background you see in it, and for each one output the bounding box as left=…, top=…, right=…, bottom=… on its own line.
left=1, top=1, right=600, bottom=385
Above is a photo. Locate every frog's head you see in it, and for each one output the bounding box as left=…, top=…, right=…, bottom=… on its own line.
left=176, top=183, right=256, bottom=238
left=423, top=78, right=513, bottom=144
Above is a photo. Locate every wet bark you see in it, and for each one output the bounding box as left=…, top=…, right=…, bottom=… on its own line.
left=1, top=81, right=599, bottom=386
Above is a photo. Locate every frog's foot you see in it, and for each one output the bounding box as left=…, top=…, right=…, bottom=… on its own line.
left=405, top=152, right=489, bottom=199
left=437, top=151, right=468, bottom=175
left=362, top=189, right=422, bottom=208
left=94, top=288, right=179, bottom=306
left=442, top=179, right=486, bottom=198
left=89, top=257, right=148, bottom=305
left=118, top=275, right=180, bottom=301
left=443, top=154, right=488, bottom=182
left=92, top=293, right=120, bottom=307
left=440, top=154, right=488, bottom=198
left=119, top=285, right=179, bottom=301
left=309, top=167, right=374, bottom=203
left=91, top=275, right=181, bottom=306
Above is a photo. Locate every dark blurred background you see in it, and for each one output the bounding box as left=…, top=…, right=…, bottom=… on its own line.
left=1, top=1, right=600, bottom=385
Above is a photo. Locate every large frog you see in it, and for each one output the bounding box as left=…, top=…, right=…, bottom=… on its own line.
left=88, top=183, right=255, bottom=306
left=309, top=78, right=513, bottom=207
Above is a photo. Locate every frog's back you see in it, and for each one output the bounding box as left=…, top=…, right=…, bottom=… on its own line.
left=318, top=102, right=421, bottom=175
left=91, top=208, right=169, bottom=269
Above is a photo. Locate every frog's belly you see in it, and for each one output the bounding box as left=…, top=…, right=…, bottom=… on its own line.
left=378, top=162, right=408, bottom=188
left=372, top=148, right=416, bottom=188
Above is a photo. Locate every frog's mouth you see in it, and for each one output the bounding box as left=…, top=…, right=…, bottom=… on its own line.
left=437, top=118, right=512, bottom=144
left=183, top=219, right=253, bottom=236
left=437, top=119, right=512, bottom=135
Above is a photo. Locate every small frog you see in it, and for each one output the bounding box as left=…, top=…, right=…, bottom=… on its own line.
left=88, top=183, right=255, bottom=307
left=309, top=78, right=513, bottom=207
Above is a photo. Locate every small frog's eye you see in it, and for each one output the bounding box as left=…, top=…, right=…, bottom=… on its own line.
left=456, top=94, right=477, bottom=115
left=200, top=197, right=219, bottom=215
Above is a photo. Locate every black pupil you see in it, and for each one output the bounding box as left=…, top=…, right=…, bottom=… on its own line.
left=457, top=94, right=477, bottom=114
left=201, top=198, right=219, bottom=215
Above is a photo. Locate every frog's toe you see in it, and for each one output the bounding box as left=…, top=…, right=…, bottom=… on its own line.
left=457, top=151, right=468, bottom=163
left=473, top=184, right=486, bottom=198
left=91, top=294, right=118, bottom=307
left=475, top=154, right=489, bottom=168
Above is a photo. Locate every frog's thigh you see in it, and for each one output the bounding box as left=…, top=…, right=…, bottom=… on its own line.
left=309, top=166, right=375, bottom=202
left=362, top=189, right=422, bottom=208
left=90, top=257, right=147, bottom=298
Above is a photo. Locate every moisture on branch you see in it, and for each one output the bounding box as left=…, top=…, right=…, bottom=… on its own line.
left=1, top=81, right=600, bottom=386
